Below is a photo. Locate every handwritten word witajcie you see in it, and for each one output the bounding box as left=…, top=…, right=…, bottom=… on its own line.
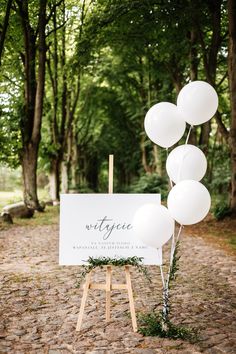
left=85, top=216, right=132, bottom=240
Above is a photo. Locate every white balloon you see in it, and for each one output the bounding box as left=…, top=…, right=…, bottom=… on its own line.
left=177, top=81, right=218, bottom=125
left=167, top=180, right=211, bottom=225
left=144, top=102, right=186, bottom=148
left=166, top=144, right=207, bottom=184
left=132, top=203, right=174, bottom=249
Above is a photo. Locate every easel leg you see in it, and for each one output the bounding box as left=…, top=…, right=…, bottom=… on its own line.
left=106, top=266, right=112, bottom=321
left=125, top=266, right=138, bottom=332
left=76, top=271, right=92, bottom=331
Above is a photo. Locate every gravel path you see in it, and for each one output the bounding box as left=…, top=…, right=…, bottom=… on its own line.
left=0, top=224, right=235, bottom=354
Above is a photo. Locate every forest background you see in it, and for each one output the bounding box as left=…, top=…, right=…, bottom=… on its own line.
left=0, top=0, right=236, bottom=221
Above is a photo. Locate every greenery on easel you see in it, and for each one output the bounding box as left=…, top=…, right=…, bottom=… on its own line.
left=76, top=256, right=151, bottom=288
left=138, top=241, right=198, bottom=342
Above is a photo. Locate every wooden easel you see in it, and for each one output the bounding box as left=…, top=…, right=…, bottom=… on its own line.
left=76, top=155, right=138, bottom=332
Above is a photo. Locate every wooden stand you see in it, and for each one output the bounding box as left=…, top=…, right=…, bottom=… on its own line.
left=76, top=155, right=137, bottom=332
left=76, top=265, right=137, bottom=332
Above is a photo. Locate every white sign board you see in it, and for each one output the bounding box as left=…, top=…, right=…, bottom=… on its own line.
left=59, top=194, right=162, bottom=265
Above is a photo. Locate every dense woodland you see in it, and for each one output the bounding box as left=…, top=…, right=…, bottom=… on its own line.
left=0, top=0, right=235, bottom=216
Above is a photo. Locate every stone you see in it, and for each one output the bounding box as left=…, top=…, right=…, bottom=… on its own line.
left=0, top=332, right=7, bottom=338
left=131, top=350, right=157, bottom=354
left=0, top=224, right=235, bottom=354
left=5, top=334, right=19, bottom=341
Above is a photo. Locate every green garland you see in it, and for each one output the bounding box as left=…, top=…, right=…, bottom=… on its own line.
left=137, top=241, right=198, bottom=342
left=76, top=256, right=151, bottom=288
left=169, top=241, right=181, bottom=285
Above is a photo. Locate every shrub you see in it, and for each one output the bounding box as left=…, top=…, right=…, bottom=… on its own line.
left=213, top=202, right=232, bottom=220
left=128, top=173, right=168, bottom=199
left=138, top=312, right=197, bottom=342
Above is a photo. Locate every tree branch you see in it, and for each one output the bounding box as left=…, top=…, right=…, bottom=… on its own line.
left=216, top=71, right=228, bottom=88
left=45, top=20, right=67, bottom=38
left=0, top=0, right=13, bottom=65
left=46, top=0, right=64, bottom=24
left=214, top=110, right=229, bottom=140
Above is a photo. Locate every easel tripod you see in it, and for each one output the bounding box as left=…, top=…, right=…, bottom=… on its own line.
left=76, top=155, right=138, bottom=332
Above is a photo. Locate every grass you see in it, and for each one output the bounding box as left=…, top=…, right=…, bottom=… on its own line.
left=0, top=190, right=23, bottom=210
left=15, top=205, right=59, bottom=226
left=0, top=189, right=50, bottom=210
left=0, top=189, right=59, bottom=229
left=0, top=205, right=59, bottom=230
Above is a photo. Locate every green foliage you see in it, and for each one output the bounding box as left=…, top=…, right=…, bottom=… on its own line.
left=0, top=0, right=233, bottom=205
left=13, top=205, right=59, bottom=227
left=213, top=202, right=232, bottom=220
left=206, top=144, right=230, bottom=196
left=134, top=217, right=236, bottom=343
left=138, top=312, right=197, bottom=342
left=0, top=166, right=21, bottom=191
left=169, top=241, right=181, bottom=285
left=161, top=240, right=181, bottom=323
left=128, top=173, right=168, bottom=198
left=138, top=240, right=188, bottom=341
left=76, top=256, right=151, bottom=288
left=0, top=105, right=22, bottom=168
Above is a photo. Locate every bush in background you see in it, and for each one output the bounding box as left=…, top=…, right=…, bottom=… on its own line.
left=213, top=201, right=232, bottom=220
left=128, top=173, right=168, bottom=199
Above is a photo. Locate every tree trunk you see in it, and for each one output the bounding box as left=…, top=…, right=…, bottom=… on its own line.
left=49, top=158, right=60, bottom=201
left=167, top=55, right=183, bottom=94
left=47, top=8, right=61, bottom=202
left=18, top=0, right=47, bottom=210
left=189, top=29, right=198, bottom=82
left=228, top=0, right=236, bottom=214
left=71, top=135, right=79, bottom=189
left=199, top=121, right=211, bottom=154
left=141, top=134, right=151, bottom=173
left=153, top=145, right=163, bottom=176
left=61, top=161, right=69, bottom=194
left=197, top=0, right=227, bottom=146
left=22, top=144, right=40, bottom=209
left=86, top=154, right=99, bottom=191
left=188, top=28, right=198, bottom=145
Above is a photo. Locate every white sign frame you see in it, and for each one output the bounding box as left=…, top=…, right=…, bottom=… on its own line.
left=59, top=193, right=162, bottom=265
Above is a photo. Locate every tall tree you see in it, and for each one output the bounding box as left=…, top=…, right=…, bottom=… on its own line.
left=43, top=0, right=94, bottom=199
left=15, top=0, right=47, bottom=210
left=46, top=1, right=65, bottom=201
left=228, top=0, right=236, bottom=214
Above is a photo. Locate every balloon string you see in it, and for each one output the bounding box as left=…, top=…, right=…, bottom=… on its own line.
left=161, top=224, right=183, bottom=290
left=166, top=147, right=169, bottom=158
left=169, top=226, right=176, bottom=266
left=185, top=125, right=193, bottom=144
left=160, top=265, right=165, bottom=289
left=176, top=224, right=183, bottom=244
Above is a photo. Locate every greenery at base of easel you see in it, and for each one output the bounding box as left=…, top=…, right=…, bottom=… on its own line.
left=76, top=256, right=151, bottom=288
left=138, top=313, right=197, bottom=342
left=138, top=242, right=198, bottom=342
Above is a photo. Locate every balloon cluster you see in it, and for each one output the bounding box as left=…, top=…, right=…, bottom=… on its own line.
left=133, top=81, right=218, bottom=249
